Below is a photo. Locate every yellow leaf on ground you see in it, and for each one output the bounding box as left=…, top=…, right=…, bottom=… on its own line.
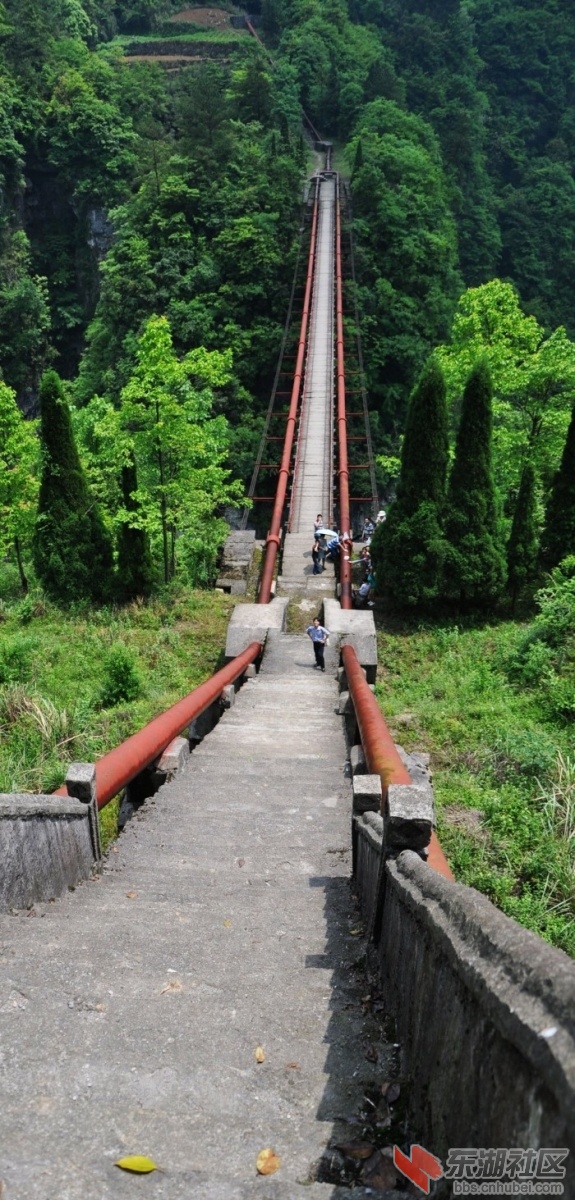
left=115, top=1156, right=157, bottom=1174
left=256, top=1148, right=281, bottom=1176
left=125, top=891, right=138, bottom=899
left=160, top=979, right=183, bottom=995
left=223, top=919, right=232, bottom=927
left=255, top=1046, right=265, bottom=1063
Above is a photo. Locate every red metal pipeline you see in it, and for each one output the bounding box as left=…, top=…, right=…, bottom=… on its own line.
left=55, top=641, right=262, bottom=810
left=335, top=178, right=353, bottom=610
left=341, top=645, right=454, bottom=881
left=342, top=645, right=411, bottom=790
left=258, top=178, right=320, bottom=604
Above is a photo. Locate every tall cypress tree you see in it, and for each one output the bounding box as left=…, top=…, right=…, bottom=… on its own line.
left=443, top=359, right=505, bottom=608
left=33, top=370, right=114, bottom=604
left=540, top=402, right=575, bottom=571
left=507, top=463, right=538, bottom=610
left=116, top=460, right=155, bottom=603
left=371, top=358, right=449, bottom=607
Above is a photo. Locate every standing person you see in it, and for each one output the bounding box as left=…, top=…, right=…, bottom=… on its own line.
left=314, top=514, right=324, bottom=536
left=362, top=516, right=374, bottom=542
left=306, top=616, right=330, bottom=671
left=312, top=536, right=322, bottom=574
left=376, top=509, right=386, bottom=525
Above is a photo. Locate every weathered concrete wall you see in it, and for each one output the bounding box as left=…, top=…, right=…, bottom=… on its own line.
left=0, top=794, right=97, bottom=910
left=354, top=819, right=575, bottom=1185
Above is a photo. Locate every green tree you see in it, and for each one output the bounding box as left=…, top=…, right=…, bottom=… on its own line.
left=33, top=370, right=114, bottom=603
left=507, top=463, right=539, bottom=610
left=540, top=403, right=575, bottom=572
left=0, top=380, right=39, bottom=593
left=119, top=316, right=242, bottom=586
left=436, top=280, right=575, bottom=498
left=443, top=360, right=506, bottom=608
left=116, top=459, right=155, bottom=602
left=371, top=359, right=449, bottom=608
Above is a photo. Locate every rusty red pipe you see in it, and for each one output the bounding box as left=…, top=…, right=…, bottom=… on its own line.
left=341, top=645, right=454, bottom=881
left=55, top=641, right=262, bottom=810
left=342, top=645, right=411, bottom=790
left=335, top=178, right=352, bottom=610
left=258, top=178, right=320, bottom=604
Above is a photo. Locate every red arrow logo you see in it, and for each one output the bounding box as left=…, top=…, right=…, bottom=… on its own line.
left=393, top=1145, right=443, bottom=1194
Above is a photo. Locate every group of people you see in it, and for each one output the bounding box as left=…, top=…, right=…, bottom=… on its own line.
left=310, top=510, right=384, bottom=605
left=306, top=508, right=385, bottom=668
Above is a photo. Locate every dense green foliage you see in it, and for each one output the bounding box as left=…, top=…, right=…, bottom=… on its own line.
left=540, top=403, right=575, bottom=571
left=507, top=463, right=539, bottom=608
left=33, top=370, right=114, bottom=603
left=443, top=361, right=506, bottom=608
left=371, top=359, right=449, bottom=607
left=115, top=460, right=155, bottom=601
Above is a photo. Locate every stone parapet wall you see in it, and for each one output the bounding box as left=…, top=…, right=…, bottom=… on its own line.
left=354, top=818, right=575, bottom=1188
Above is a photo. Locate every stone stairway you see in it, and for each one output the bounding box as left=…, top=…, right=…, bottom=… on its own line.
left=0, top=632, right=397, bottom=1200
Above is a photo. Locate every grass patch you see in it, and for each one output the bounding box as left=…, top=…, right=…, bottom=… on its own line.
left=0, top=582, right=236, bottom=847
left=374, top=610, right=575, bottom=956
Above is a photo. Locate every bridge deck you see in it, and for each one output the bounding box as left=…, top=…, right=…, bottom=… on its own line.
left=290, top=175, right=335, bottom=538
left=0, top=633, right=394, bottom=1199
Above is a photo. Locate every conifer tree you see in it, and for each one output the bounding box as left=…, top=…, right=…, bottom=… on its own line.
left=33, top=370, right=114, bottom=604
left=540, top=402, right=575, bottom=571
left=443, top=359, right=506, bottom=607
left=371, top=358, right=449, bottom=607
left=507, top=463, right=538, bottom=609
left=116, top=460, right=155, bottom=603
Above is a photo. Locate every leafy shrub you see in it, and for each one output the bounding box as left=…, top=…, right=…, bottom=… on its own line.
left=491, top=729, right=557, bottom=781
left=100, top=643, right=142, bottom=708
left=0, top=635, right=35, bottom=683
left=506, top=557, right=575, bottom=697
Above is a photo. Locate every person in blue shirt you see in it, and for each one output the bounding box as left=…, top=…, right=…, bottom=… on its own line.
left=306, top=617, right=330, bottom=671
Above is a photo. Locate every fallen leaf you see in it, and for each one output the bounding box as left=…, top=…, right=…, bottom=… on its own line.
left=360, top=1149, right=399, bottom=1190
left=115, top=1156, right=158, bottom=1174
left=365, top=1045, right=378, bottom=1063
left=387, top=1082, right=401, bottom=1104
left=223, top=919, right=232, bottom=928
left=125, top=891, right=138, bottom=899
left=255, top=1046, right=265, bottom=1063
left=237, top=858, right=245, bottom=867
left=160, top=979, right=183, bottom=995
left=256, top=1148, right=281, bottom=1176
left=95, top=1003, right=106, bottom=1013
left=349, top=928, right=362, bottom=936
left=285, top=1062, right=300, bottom=1070
left=335, top=1141, right=375, bottom=1160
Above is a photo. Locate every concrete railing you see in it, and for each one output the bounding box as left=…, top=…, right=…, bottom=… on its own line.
left=349, top=691, right=575, bottom=1174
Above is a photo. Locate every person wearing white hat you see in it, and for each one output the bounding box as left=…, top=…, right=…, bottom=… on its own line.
left=376, top=509, right=386, bottom=524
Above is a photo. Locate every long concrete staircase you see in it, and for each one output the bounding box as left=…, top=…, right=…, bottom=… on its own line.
left=0, top=633, right=396, bottom=1199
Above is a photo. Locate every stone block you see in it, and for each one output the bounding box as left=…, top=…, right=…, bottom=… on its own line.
left=353, top=773, right=382, bottom=814
left=385, top=782, right=434, bottom=852
left=243, top=663, right=257, bottom=679
left=338, top=690, right=353, bottom=715
left=66, top=762, right=100, bottom=862
left=349, top=745, right=367, bottom=776
left=221, top=683, right=236, bottom=708
left=157, top=736, right=189, bottom=776
left=225, top=597, right=288, bottom=658
left=322, top=599, right=377, bottom=681
left=0, top=793, right=97, bottom=910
